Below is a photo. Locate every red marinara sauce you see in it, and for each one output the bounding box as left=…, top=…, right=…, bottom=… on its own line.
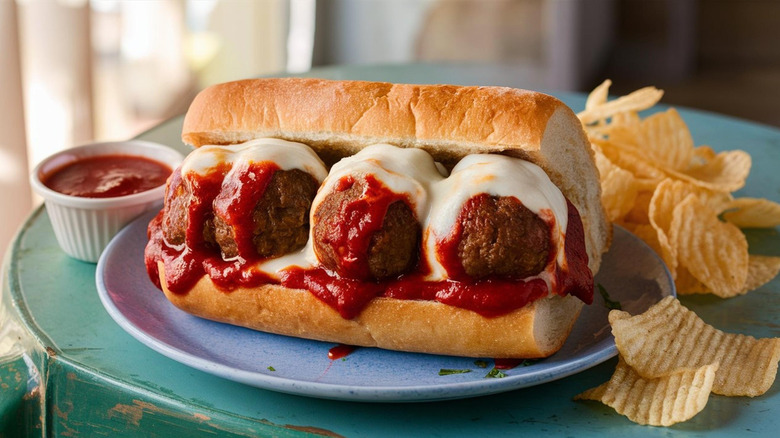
left=144, top=162, right=279, bottom=293
left=43, top=154, right=172, bottom=198
left=146, top=167, right=594, bottom=320
left=315, top=174, right=412, bottom=280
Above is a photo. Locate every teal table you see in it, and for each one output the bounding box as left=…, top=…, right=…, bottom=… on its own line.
left=3, top=64, right=780, bottom=436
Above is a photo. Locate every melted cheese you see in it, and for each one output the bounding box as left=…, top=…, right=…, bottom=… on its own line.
left=423, top=154, right=568, bottom=281
left=181, top=138, right=329, bottom=182
left=177, top=140, right=568, bottom=282
left=311, top=143, right=445, bottom=223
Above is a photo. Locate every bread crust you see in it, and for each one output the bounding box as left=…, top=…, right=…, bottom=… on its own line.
left=159, top=263, right=584, bottom=358
left=165, top=78, right=610, bottom=358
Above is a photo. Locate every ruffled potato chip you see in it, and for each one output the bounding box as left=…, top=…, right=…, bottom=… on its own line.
left=585, top=79, right=611, bottom=112
left=639, top=108, right=695, bottom=172
left=679, top=256, right=780, bottom=295
left=595, top=151, right=640, bottom=223
left=648, top=181, right=734, bottom=283
left=578, top=86, right=664, bottom=125
left=741, top=255, right=780, bottom=293
left=692, top=145, right=717, bottom=164
left=622, top=190, right=654, bottom=226
left=722, top=198, right=780, bottom=228
left=674, top=265, right=709, bottom=295
left=669, top=195, right=748, bottom=297
left=610, top=297, right=780, bottom=397
left=580, top=81, right=777, bottom=296
left=610, top=110, right=641, bottom=130
left=593, top=138, right=666, bottom=184
left=650, top=179, right=732, bottom=233
left=576, top=358, right=717, bottom=427
left=666, top=150, right=751, bottom=193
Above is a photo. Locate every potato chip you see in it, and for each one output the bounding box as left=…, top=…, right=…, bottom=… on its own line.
left=692, top=145, right=717, bottom=164
left=638, top=108, right=695, bottom=172
left=585, top=79, right=611, bottom=112
left=674, top=265, right=710, bottom=295
left=576, top=358, right=717, bottom=426
left=595, top=151, right=640, bottom=222
left=623, top=190, right=654, bottom=226
left=722, top=198, right=780, bottom=228
left=578, top=86, right=664, bottom=125
left=623, top=223, right=662, bottom=253
left=650, top=179, right=732, bottom=232
left=602, top=126, right=642, bottom=151
left=579, top=81, right=778, bottom=296
left=594, top=138, right=665, bottom=184
left=610, top=110, right=641, bottom=130
left=670, top=194, right=748, bottom=297
left=740, top=255, right=780, bottom=293
left=667, top=150, right=751, bottom=193
left=647, top=181, right=734, bottom=283
left=610, top=297, right=780, bottom=396
left=675, top=255, right=780, bottom=295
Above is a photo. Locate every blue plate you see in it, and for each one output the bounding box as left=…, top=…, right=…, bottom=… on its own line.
left=96, top=209, right=674, bottom=402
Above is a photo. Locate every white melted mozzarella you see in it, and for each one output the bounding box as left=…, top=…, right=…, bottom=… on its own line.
left=304, top=143, right=445, bottom=269
left=423, top=154, right=568, bottom=281
left=180, top=138, right=329, bottom=182
left=177, top=138, right=330, bottom=274
left=177, top=140, right=569, bottom=282
left=262, top=143, right=446, bottom=274
left=311, top=143, right=445, bottom=221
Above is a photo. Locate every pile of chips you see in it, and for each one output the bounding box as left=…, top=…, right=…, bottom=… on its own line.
left=576, top=297, right=780, bottom=426
left=574, top=82, right=780, bottom=426
left=578, top=80, right=780, bottom=297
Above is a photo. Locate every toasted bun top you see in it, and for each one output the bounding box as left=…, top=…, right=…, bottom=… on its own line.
left=181, top=78, right=611, bottom=273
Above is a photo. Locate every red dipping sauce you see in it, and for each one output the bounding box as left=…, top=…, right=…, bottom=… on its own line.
left=43, top=154, right=172, bottom=198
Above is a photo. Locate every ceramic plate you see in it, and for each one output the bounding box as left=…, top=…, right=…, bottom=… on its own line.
left=97, top=210, right=674, bottom=402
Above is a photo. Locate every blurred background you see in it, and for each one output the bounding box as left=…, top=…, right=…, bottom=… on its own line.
left=1, top=0, right=779, bottom=252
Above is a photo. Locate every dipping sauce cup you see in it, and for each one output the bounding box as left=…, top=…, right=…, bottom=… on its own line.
left=30, top=140, right=184, bottom=263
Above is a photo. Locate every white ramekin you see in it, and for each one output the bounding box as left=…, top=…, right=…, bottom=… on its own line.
left=30, top=140, right=184, bottom=263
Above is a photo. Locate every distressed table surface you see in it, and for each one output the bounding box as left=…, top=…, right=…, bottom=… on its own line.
left=2, top=64, right=779, bottom=437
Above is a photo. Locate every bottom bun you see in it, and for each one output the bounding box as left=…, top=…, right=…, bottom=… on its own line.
left=159, top=263, right=584, bottom=358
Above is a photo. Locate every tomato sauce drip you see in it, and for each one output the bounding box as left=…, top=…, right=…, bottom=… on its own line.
left=280, top=267, right=382, bottom=320
left=384, top=275, right=549, bottom=318
left=318, top=174, right=411, bottom=279
left=493, top=358, right=525, bottom=370
left=145, top=169, right=594, bottom=318
left=44, top=154, right=171, bottom=198
left=328, top=344, right=358, bottom=360
left=557, top=199, right=594, bottom=304
left=145, top=163, right=278, bottom=293
left=212, top=161, right=280, bottom=259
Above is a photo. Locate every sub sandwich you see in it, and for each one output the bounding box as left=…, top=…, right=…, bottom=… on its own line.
left=144, top=78, right=611, bottom=358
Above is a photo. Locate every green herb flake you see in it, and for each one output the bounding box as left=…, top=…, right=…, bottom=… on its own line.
left=474, top=360, right=489, bottom=369
left=484, top=368, right=507, bottom=379
left=267, top=366, right=276, bottom=372
left=597, top=283, right=622, bottom=310
left=438, top=368, right=472, bottom=376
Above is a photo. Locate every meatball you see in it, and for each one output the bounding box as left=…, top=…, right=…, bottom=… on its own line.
left=313, top=177, right=420, bottom=280
left=213, top=168, right=319, bottom=259
left=457, top=194, right=550, bottom=279
left=367, top=201, right=420, bottom=279
left=161, top=169, right=187, bottom=246
left=161, top=168, right=221, bottom=249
